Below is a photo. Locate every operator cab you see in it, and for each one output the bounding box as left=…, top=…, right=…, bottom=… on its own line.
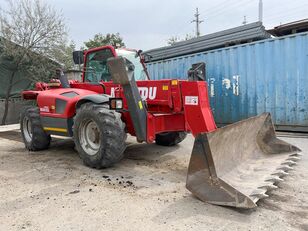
left=80, top=46, right=148, bottom=83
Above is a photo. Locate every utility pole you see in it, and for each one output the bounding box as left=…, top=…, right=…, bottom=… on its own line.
left=242, top=16, right=247, bottom=25
left=258, top=0, right=263, bottom=22
left=191, top=7, right=203, bottom=37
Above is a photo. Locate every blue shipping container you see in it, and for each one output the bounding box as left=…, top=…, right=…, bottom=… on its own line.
left=146, top=32, right=308, bottom=131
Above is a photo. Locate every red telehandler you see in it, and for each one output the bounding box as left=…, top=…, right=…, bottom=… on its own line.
left=21, top=45, right=301, bottom=208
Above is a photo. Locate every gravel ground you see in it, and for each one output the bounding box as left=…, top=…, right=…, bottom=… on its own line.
left=0, top=126, right=307, bottom=231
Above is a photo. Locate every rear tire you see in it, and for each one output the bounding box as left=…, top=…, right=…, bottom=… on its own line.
left=155, top=132, right=187, bottom=146
left=20, top=106, right=51, bottom=151
left=73, top=103, right=126, bottom=168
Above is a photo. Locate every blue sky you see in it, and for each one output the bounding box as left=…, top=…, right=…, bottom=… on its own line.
left=1, top=0, right=308, bottom=50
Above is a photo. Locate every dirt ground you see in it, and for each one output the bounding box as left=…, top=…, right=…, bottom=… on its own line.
left=0, top=125, right=307, bottom=231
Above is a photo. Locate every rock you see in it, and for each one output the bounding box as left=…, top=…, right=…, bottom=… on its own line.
left=69, top=190, right=80, bottom=194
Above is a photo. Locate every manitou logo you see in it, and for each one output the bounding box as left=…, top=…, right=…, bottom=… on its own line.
left=111, top=87, right=157, bottom=100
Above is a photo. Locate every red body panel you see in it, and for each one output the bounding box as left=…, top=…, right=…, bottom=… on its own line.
left=181, top=81, right=216, bottom=136
left=22, top=79, right=217, bottom=142
left=70, top=80, right=176, bottom=113
left=36, top=88, right=98, bottom=118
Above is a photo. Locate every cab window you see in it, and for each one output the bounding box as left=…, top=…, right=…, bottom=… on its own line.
left=116, top=49, right=148, bottom=81
left=84, top=49, right=114, bottom=82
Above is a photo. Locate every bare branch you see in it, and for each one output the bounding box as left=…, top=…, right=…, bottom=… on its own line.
left=0, top=0, right=67, bottom=60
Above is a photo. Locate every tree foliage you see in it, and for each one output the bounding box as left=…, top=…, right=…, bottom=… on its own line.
left=49, top=41, right=76, bottom=70
left=167, top=33, right=195, bottom=46
left=0, top=0, right=67, bottom=61
left=0, top=0, right=67, bottom=124
left=84, top=33, right=125, bottom=49
left=167, top=36, right=181, bottom=46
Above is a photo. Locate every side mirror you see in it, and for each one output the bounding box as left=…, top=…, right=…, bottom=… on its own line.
left=73, top=50, right=84, bottom=65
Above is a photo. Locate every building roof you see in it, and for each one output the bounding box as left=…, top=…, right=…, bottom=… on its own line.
left=267, top=19, right=308, bottom=37
left=0, top=37, right=60, bottom=98
left=143, top=22, right=271, bottom=62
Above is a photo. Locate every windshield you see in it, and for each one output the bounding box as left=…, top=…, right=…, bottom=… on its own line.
left=84, top=48, right=147, bottom=83
left=116, top=49, right=147, bottom=81
left=84, top=48, right=114, bottom=82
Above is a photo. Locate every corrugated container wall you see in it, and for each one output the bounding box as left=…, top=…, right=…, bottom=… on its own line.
left=146, top=32, right=308, bottom=131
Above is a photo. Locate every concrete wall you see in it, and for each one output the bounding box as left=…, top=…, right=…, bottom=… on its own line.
left=65, top=70, right=82, bottom=81
left=0, top=98, right=33, bottom=125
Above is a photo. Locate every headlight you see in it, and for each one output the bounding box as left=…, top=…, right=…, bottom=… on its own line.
left=109, top=98, right=123, bottom=110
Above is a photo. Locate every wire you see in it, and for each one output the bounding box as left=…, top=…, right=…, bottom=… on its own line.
left=168, top=0, right=308, bottom=43
left=201, top=0, right=255, bottom=19
left=171, top=1, right=256, bottom=40
left=199, top=0, right=236, bottom=15
left=264, top=4, right=308, bottom=21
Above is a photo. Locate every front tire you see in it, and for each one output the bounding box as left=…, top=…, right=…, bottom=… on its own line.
left=20, top=107, right=51, bottom=151
left=73, top=103, right=126, bottom=169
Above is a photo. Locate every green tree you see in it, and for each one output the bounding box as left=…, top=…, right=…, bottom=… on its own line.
left=167, top=33, right=195, bottom=45
left=0, top=0, right=67, bottom=125
left=167, top=36, right=181, bottom=46
left=84, top=33, right=125, bottom=49
left=50, top=40, right=76, bottom=70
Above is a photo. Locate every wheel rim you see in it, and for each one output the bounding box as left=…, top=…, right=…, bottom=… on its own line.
left=22, top=116, right=32, bottom=142
left=79, top=119, right=101, bottom=156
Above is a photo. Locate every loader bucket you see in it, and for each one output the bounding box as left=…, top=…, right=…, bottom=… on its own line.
left=186, top=113, right=301, bottom=208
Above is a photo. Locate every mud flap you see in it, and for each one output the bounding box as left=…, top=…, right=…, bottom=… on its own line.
left=186, top=113, right=301, bottom=208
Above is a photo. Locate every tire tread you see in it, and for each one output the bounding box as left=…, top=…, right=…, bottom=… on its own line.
left=73, top=103, right=126, bottom=168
